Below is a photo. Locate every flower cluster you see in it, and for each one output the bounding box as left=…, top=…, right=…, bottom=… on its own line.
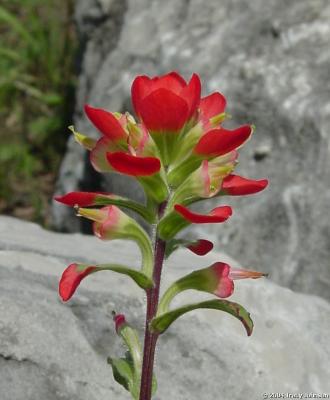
left=55, top=72, right=268, bottom=400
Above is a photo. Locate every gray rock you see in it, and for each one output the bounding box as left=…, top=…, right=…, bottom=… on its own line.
left=1, top=216, right=330, bottom=400
left=52, top=0, right=330, bottom=299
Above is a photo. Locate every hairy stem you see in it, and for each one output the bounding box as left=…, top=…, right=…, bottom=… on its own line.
left=139, top=202, right=167, bottom=400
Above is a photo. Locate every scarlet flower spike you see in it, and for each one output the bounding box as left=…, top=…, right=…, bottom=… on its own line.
left=106, top=152, right=161, bottom=176
left=194, top=125, right=253, bottom=157
left=221, top=174, right=269, bottom=196
left=174, top=204, right=232, bottom=224
left=57, top=72, right=269, bottom=398
left=84, top=104, right=127, bottom=142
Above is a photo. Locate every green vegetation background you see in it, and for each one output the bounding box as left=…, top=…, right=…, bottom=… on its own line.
left=0, top=0, right=76, bottom=225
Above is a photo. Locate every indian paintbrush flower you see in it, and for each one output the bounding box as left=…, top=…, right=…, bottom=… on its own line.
left=157, top=262, right=267, bottom=316
left=55, top=71, right=268, bottom=400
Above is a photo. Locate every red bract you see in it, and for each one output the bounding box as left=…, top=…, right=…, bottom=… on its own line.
left=83, top=106, right=164, bottom=178
left=106, top=152, right=161, bottom=176
left=221, top=174, right=269, bottom=195
left=174, top=204, right=232, bottom=224
left=194, top=125, right=253, bottom=157
left=85, top=104, right=127, bottom=143
left=59, top=263, right=97, bottom=301
left=186, top=239, right=214, bottom=256
left=199, top=92, right=227, bottom=130
left=209, top=262, right=234, bottom=298
left=209, top=262, right=267, bottom=298
left=54, top=192, right=100, bottom=207
left=131, top=72, right=201, bottom=132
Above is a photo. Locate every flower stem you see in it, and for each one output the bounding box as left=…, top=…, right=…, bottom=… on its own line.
left=139, top=202, right=167, bottom=400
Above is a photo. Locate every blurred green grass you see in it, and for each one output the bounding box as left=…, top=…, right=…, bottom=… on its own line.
left=0, top=0, right=76, bottom=224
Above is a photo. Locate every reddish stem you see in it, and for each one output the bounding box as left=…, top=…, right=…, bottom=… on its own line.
left=139, top=202, right=167, bottom=400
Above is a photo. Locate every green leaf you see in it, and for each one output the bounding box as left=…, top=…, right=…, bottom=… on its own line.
left=108, top=356, right=134, bottom=392
left=138, top=173, right=169, bottom=204
left=157, top=208, right=190, bottom=240
left=151, top=299, right=254, bottom=336
left=117, top=320, right=143, bottom=372
left=164, top=239, right=184, bottom=258
left=110, top=330, right=157, bottom=399
left=92, top=264, right=154, bottom=290
left=41, top=92, right=63, bottom=106
left=164, top=238, right=208, bottom=258
left=0, top=47, right=21, bottom=61
left=152, top=374, right=157, bottom=396
left=94, top=194, right=155, bottom=224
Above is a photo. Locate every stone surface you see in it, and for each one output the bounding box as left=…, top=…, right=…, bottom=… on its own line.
left=52, top=0, right=330, bottom=300
left=1, top=216, right=330, bottom=400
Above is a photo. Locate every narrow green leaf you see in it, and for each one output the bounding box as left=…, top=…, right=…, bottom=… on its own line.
left=152, top=375, right=157, bottom=396
left=117, top=321, right=143, bottom=372
left=108, top=357, right=134, bottom=392
left=164, top=239, right=184, bottom=258
left=138, top=173, right=169, bottom=204
left=0, top=47, right=21, bottom=61
left=151, top=299, right=254, bottom=336
left=95, top=264, right=154, bottom=290
left=157, top=209, right=189, bottom=240
left=94, top=195, right=155, bottom=224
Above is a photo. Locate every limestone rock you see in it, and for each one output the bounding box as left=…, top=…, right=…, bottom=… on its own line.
left=1, top=216, right=330, bottom=399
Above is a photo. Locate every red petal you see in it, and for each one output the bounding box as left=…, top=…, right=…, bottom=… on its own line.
left=174, top=204, right=232, bottom=223
left=194, top=125, right=252, bottom=156
left=199, top=92, right=226, bottom=121
left=180, top=73, right=201, bottom=119
left=59, top=263, right=96, bottom=301
left=222, top=174, right=269, bottom=195
left=54, top=192, right=101, bottom=207
left=138, top=88, right=189, bottom=132
left=152, top=72, right=186, bottom=93
left=131, top=72, right=186, bottom=116
left=106, top=152, right=161, bottom=176
left=131, top=76, right=151, bottom=116
left=187, top=239, right=214, bottom=256
left=84, top=104, right=127, bottom=142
